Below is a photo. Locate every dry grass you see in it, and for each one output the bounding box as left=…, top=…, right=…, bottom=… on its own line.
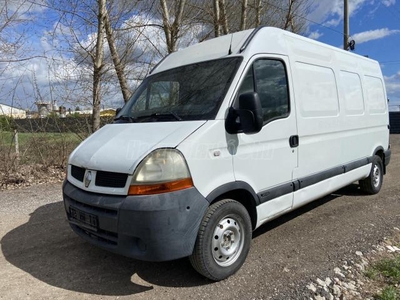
left=0, top=131, right=83, bottom=189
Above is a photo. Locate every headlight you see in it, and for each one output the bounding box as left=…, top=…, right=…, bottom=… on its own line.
left=128, top=149, right=193, bottom=195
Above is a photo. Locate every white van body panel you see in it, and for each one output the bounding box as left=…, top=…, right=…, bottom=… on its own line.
left=177, top=120, right=236, bottom=197
left=256, top=164, right=371, bottom=227
left=69, top=121, right=205, bottom=174
left=292, top=164, right=371, bottom=209
left=229, top=54, right=298, bottom=194
left=255, top=194, right=293, bottom=227
left=283, top=34, right=388, bottom=183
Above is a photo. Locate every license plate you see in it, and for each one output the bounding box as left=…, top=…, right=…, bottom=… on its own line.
left=69, top=206, right=98, bottom=231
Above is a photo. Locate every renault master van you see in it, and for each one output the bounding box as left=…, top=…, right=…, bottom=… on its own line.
left=63, top=26, right=391, bottom=281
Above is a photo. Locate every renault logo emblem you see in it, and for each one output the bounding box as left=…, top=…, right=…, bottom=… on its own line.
left=84, top=171, right=92, bottom=188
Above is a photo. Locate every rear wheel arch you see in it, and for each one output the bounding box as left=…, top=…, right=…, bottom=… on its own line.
left=360, top=154, right=383, bottom=194
left=373, top=146, right=386, bottom=174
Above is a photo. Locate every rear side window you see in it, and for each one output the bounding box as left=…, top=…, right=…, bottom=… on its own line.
left=364, top=75, right=386, bottom=114
left=295, top=62, right=339, bottom=118
left=340, top=71, right=364, bottom=116
left=237, top=59, right=290, bottom=124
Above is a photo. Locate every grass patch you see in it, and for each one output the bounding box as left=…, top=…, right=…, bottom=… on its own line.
left=0, top=132, right=82, bottom=148
left=366, top=254, right=400, bottom=299
left=0, top=132, right=83, bottom=165
left=0, top=130, right=85, bottom=188
left=375, top=256, right=400, bottom=282
left=377, top=286, right=399, bottom=300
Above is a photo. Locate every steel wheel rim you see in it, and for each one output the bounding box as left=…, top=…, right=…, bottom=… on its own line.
left=212, top=216, right=244, bottom=267
left=372, top=164, right=381, bottom=188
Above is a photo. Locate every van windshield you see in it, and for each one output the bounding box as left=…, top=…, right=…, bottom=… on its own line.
left=115, top=57, right=242, bottom=122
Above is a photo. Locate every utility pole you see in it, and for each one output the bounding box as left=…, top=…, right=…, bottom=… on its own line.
left=344, top=0, right=349, bottom=50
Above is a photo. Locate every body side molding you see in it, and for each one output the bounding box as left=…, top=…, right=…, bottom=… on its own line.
left=258, top=156, right=373, bottom=204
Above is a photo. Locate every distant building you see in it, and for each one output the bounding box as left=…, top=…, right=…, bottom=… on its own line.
left=100, top=109, right=117, bottom=117
left=35, top=100, right=61, bottom=118
left=35, top=102, right=50, bottom=118
left=0, top=103, right=27, bottom=119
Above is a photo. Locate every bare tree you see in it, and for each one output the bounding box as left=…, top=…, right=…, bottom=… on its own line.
left=0, top=0, right=28, bottom=57
left=195, top=0, right=310, bottom=39
left=212, top=0, right=220, bottom=37
left=219, top=0, right=229, bottom=34
left=254, top=0, right=262, bottom=27
left=281, top=0, right=310, bottom=33
left=92, top=0, right=106, bottom=132
left=159, top=0, right=187, bottom=53
left=45, top=0, right=147, bottom=131
left=240, top=0, right=248, bottom=31
left=103, top=7, right=131, bottom=103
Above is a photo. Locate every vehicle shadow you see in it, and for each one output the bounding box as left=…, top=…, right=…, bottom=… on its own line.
left=0, top=202, right=209, bottom=297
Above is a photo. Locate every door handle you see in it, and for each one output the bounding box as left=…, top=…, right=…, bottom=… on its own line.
left=289, top=135, right=299, bottom=148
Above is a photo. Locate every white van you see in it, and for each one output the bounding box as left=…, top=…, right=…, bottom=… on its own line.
left=63, top=27, right=391, bottom=281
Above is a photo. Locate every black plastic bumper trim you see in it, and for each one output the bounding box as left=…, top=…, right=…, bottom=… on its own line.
left=63, top=181, right=209, bottom=262
left=258, top=156, right=373, bottom=204
left=384, top=149, right=391, bottom=167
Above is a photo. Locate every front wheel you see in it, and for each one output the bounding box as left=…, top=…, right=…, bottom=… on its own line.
left=189, top=199, right=252, bottom=281
left=359, top=155, right=383, bottom=194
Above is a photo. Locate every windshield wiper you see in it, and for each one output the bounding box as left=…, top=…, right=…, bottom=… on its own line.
left=113, top=115, right=136, bottom=123
left=137, top=111, right=183, bottom=121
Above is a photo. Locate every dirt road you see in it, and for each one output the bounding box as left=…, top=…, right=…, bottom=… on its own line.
left=1, top=136, right=399, bottom=300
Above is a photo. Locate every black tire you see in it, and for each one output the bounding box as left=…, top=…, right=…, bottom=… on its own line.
left=359, top=155, right=383, bottom=195
left=189, top=199, right=252, bottom=281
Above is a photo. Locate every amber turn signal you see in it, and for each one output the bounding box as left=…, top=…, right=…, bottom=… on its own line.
left=128, top=178, right=193, bottom=195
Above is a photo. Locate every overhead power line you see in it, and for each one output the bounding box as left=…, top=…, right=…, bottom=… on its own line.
left=264, top=0, right=347, bottom=38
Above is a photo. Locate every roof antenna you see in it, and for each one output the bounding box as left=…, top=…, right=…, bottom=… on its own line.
left=228, top=34, right=233, bottom=55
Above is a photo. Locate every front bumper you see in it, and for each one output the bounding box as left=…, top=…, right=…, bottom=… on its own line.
left=63, top=180, right=209, bottom=261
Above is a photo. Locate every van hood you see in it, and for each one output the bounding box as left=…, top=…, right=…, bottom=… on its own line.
left=69, top=121, right=206, bottom=174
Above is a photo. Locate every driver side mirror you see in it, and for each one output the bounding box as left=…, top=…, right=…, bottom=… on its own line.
left=225, top=92, right=263, bottom=134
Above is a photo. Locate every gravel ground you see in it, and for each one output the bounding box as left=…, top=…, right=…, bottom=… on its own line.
left=0, top=136, right=399, bottom=300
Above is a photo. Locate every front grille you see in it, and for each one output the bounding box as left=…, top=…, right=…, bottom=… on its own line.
left=71, top=165, right=85, bottom=181
left=95, top=171, right=128, bottom=188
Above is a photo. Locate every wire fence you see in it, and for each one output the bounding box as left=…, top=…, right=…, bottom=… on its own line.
left=0, top=115, right=113, bottom=188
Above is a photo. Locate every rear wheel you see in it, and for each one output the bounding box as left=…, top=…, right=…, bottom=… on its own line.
left=359, top=155, right=383, bottom=194
left=189, top=199, right=252, bottom=281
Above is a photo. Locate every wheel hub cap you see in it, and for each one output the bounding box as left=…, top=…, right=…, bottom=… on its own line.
left=212, top=217, right=244, bottom=267
left=372, top=165, right=380, bottom=188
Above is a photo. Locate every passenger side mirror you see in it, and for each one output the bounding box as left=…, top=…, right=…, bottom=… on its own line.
left=115, top=107, right=122, bottom=116
left=225, top=92, right=263, bottom=134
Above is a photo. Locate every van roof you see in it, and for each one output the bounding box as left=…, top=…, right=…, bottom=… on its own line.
left=151, top=27, right=379, bottom=75
left=151, top=29, right=253, bottom=74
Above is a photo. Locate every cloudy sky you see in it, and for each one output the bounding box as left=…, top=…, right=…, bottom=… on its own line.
left=0, top=0, right=399, bottom=111
left=307, top=0, right=400, bottom=108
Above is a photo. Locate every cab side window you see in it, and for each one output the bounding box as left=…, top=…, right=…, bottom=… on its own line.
left=237, top=59, right=290, bottom=124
